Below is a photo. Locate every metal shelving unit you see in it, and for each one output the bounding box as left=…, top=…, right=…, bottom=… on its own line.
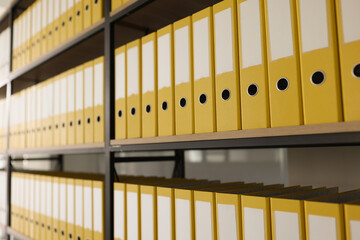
left=0, top=0, right=360, bottom=239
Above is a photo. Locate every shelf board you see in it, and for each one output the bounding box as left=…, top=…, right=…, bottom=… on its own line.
left=111, top=121, right=360, bottom=151
left=8, top=142, right=105, bottom=156
left=112, top=0, right=221, bottom=48
left=6, top=227, right=32, bottom=240
left=1, top=19, right=105, bottom=91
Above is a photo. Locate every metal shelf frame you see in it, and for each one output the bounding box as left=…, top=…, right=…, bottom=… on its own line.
left=0, top=0, right=360, bottom=240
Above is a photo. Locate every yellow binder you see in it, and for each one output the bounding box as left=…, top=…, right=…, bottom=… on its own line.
left=194, top=190, right=217, bottom=240
left=59, top=177, right=67, bottom=240
left=24, top=174, right=30, bottom=236
left=94, top=56, right=105, bottom=143
left=60, top=73, right=68, bottom=146
left=237, top=0, right=270, bottom=129
left=75, top=0, right=84, bottom=35
left=29, top=174, right=35, bottom=239
left=67, top=0, right=76, bottom=40
left=126, top=40, right=142, bottom=138
left=48, top=79, right=55, bottom=147
left=75, top=179, right=84, bottom=240
left=93, top=180, right=104, bottom=240
left=41, top=0, right=48, bottom=55
left=47, top=0, right=54, bottom=52
left=304, top=201, right=344, bottom=239
left=141, top=33, right=158, bottom=138
left=296, top=0, right=342, bottom=125
left=112, top=0, right=123, bottom=11
left=46, top=176, right=53, bottom=240
left=126, top=184, right=141, bottom=240
left=84, top=60, right=94, bottom=143
left=53, top=0, right=61, bottom=47
left=75, top=65, right=85, bottom=144
left=84, top=180, right=94, bottom=240
left=60, top=0, right=68, bottom=44
left=83, top=0, right=92, bottom=29
left=92, top=0, right=103, bottom=24
left=335, top=0, right=360, bottom=121
left=213, top=0, right=240, bottom=131
left=216, top=193, right=241, bottom=240
left=157, top=25, right=175, bottom=136
left=140, top=185, right=157, bottom=240
left=114, top=183, right=126, bottom=240
left=174, top=17, right=194, bottom=135
left=54, top=75, right=61, bottom=146
left=157, top=187, right=175, bottom=240
left=174, top=189, right=195, bottom=240
left=264, top=0, right=303, bottom=127
left=67, top=69, right=76, bottom=145
left=67, top=178, right=76, bottom=240
left=40, top=175, right=47, bottom=240
left=344, top=201, right=360, bottom=240
left=36, top=83, right=43, bottom=148
left=35, top=1, right=42, bottom=57
left=34, top=175, right=41, bottom=240
left=115, top=46, right=127, bottom=139
left=52, top=177, right=60, bottom=240
left=192, top=7, right=216, bottom=133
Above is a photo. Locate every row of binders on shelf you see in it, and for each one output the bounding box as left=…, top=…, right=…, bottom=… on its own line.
left=11, top=171, right=104, bottom=240
left=115, top=0, right=360, bottom=139
left=12, top=0, right=104, bottom=71
left=0, top=28, right=10, bottom=80
left=113, top=176, right=360, bottom=240
left=8, top=56, right=105, bottom=150
left=0, top=171, right=7, bottom=226
left=0, top=99, right=6, bottom=151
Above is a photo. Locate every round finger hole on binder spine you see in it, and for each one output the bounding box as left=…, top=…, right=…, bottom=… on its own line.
left=69, top=16, right=72, bottom=22
left=353, top=64, right=360, bottom=78
left=162, top=101, right=168, bottom=111
left=95, top=0, right=98, bottom=4
left=221, top=89, right=230, bottom=101
left=87, top=118, right=91, bottom=124
left=146, top=105, right=151, bottom=113
left=311, top=71, right=325, bottom=85
left=69, top=233, right=72, bottom=239
left=277, top=78, right=289, bottom=91
left=55, top=124, right=58, bottom=129
left=86, top=5, right=89, bottom=11
left=62, top=123, right=65, bottom=128
left=180, top=98, right=187, bottom=108
left=97, top=116, right=101, bottom=122
left=77, top=11, right=80, bottom=16
left=131, top=107, right=136, bottom=115
left=61, top=231, right=64, bottom=236
left=199, top=94, right=207, bottom=104
left=78, top=237, right=81, bottom=240
left=248, top=84, right=258, bottom=96
left=78, top=120, right=81, bottom=125
left=70, top=121, right=73, bottom=127
left=54, top=228, right=57, bottom=233
left=118, top=110, right=122, bottom=118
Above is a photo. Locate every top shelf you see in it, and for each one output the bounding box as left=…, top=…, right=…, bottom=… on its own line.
left=110, top=121, right=360, bottom=152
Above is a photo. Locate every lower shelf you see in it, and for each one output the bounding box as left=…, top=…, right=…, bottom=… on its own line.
left=111, top=121, right=360, bottom=151
left=8, top=142, right=105, bottom=156
left=6, top=227, right=32, bottom=240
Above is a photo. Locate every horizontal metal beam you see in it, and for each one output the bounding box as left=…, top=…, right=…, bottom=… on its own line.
left=111, top=132, right=360, bottom=152
left=114, top=156, right=176, bottom=163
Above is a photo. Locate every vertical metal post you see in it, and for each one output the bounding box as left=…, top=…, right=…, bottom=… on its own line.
left=104, top=0, right=115, bottom=239
left=172, top=150, right=185, bottom=178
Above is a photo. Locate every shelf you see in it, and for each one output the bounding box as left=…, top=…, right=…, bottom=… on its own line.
left=8, top=142, right=105, bottom=156
left=0, top=19, right=105, bottom=91
left=111, top=121, right=360, bottom=151
left=112, top=0, right=221, bottom=48
left=6, top=227, right=32, bottom=240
